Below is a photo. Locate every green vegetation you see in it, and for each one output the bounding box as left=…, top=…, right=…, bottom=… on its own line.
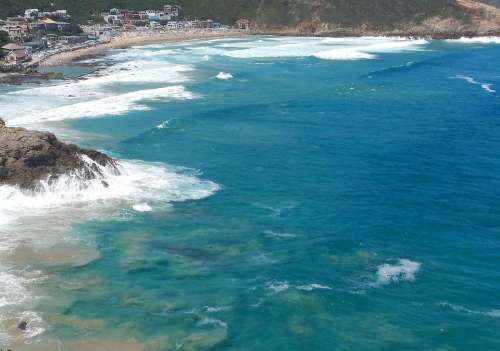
left=0, top=0, right=488, bottom=29
left=0, top=30, right=11, bottom=46
left=0, top=0, right=257, bottom=24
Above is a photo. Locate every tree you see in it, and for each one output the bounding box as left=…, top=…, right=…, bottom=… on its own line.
left=0, top=30, right=11, bottom=47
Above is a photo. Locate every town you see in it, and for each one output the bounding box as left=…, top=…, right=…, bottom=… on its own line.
left=0, top=5, right=252, bottom=72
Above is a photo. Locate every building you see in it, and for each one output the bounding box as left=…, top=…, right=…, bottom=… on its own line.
left=1, top=24, right=27, bottom=42
left=35, top=18, right=71, bottom=32
left=25, top=9, right=39, bottom=20
left=236, top=18, right=251, bottom=30
left=1, top=43, right=31, bottom=63
left=163, top=5, right=181, bottom=19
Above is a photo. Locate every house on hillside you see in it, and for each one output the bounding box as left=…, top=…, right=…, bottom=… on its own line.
left=163, top=5, right=181, bottom=19
left=236, top=18, right=252, bottom=30
left=34, top=18, right=71, bottom=32
left=2, top=25, right=25, bottom=42
left=1, top=43, right=31, bottom=63
left=25, top=9, right=39, bottom=20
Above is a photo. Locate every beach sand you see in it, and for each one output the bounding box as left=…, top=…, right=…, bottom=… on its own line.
left=41, top=30, right=248, bottom=66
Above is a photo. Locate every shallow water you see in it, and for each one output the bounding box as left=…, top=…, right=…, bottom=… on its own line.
left=0, top=36, right=499, bottom=350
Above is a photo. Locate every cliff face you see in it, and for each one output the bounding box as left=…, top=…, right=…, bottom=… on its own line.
left=253, top=0, right=500, bottom=37
left=0, top=118, right=117, bottom=189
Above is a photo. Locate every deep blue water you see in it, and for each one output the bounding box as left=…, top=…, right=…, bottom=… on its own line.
left=1, top=37, right=500, bottom=350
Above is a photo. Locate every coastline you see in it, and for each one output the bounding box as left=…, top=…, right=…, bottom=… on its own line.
left=4, top=26, right=499, bottom=71
left=40, top=29, right=248, bottom=66
left=28, top=28, right=500, bottom=67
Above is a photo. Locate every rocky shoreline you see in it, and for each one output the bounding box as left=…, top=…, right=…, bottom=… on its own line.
left=0, top=118, right=118, bottom=189
left=0, top=71, right=66, bottom=85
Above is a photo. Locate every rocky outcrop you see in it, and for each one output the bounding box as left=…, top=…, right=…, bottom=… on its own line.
left=0, top=118, right=118, bottom=189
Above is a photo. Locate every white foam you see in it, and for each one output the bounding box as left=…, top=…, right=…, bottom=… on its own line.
left=296, top=283, right=332, bottom=291
left=1, top=158, right=218, bottom=218
left=9, top=86, right=199, bottom=125
left=0, top=157, right=219, bottom=236
left=363, top=39, right=428, bottom=53
left=313, top=49, right=376, bottom=60
left=216, top=72, right=234, bottom=80
left=133, top=203, right=153, bottom=212
left=446, top=37, right=500, bottom=44
left=376, top=259, right=421, bottom=285
left=224, top=37, right=429, bottom=60
left=0, top=268, right=46, bottom=345
left=452, top=75, right=496, bottom=93
left=266, top=281, right=290, bottom=293
left=0, top=271, right=30, bottom=309
left=17, top=311, right=45, bottom=339
left=198, top=317, right=228, bottom=329
left=438, top=302, right=500, bottom=318
left=0, top=61, right=193, bottom=124
left=263, top=230, right=297, bottom=239
left=203, top=306, right=230, bottom=313
left=156, top=120, right=170, bottom=129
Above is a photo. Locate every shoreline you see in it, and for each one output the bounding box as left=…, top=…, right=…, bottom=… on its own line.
left=40, top=29, right=248, bottom=66
left=8, top=28, right=500, bottom=69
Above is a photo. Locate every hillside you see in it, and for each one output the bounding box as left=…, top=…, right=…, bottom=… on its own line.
left=0, top=0, right=499, bottom=36
left=254, top=0, right=500, bottom=36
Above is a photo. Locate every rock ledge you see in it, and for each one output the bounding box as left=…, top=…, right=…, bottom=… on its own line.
left=0, top=118, right=118, bottom=189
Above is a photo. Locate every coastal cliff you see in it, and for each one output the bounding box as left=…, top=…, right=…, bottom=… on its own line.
left=0, top=118, right=117, bottom=189
left=252, top=0, right=500, bottom=37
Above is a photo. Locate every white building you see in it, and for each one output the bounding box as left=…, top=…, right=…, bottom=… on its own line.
left=163, top=5, right=181, bottom=19
left=24, top=9, right=39, bottom=19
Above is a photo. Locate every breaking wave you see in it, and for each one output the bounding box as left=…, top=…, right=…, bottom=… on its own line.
left=313, top=49, right=376, bottom=60
left=216, top=72, right=234, bottom=80
left=376, top=259, right=421, bottom=285
left=9, top=86, right=199, bottom=125
left=446, top=37, right=500, bottom=44
left=0, top=157, right=219, bottom=229
left=224, top=37, right=429, bottom=60
left=0, top=60, right=194, bottom=126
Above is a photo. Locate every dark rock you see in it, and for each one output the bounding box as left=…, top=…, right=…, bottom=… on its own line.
left=0, top=118, right=119, bottom=189
left=0, top=71, right=66, bottom=85
left=18, top=321, right=28, bottom=331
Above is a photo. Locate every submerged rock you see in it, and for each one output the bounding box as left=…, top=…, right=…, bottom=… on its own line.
left=0, top=118, right=118, bottom=189
left=17, top=320, right=28, bottom=331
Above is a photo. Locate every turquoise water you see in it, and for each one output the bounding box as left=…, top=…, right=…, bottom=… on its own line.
left=1, top=36, right=499, bottom=350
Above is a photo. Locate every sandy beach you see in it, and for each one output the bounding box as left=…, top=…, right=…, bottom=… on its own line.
left=40, top=29, right=248, bottom=66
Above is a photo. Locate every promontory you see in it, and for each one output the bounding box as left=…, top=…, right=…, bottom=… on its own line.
left=0, top=118, right=118, bottom=189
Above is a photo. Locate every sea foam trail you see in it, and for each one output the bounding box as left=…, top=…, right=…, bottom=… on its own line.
left=9, top=85, right=199, bottom=125
left=438, top=302, right=500, bottom=318
left=452, top=75, right=496, bottom=93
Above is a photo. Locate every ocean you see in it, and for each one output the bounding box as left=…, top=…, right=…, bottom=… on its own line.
left=0, top=36, right=499, bottom=350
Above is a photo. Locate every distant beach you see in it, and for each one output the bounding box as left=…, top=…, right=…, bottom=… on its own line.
left=40, top=29, right=248, bottom=66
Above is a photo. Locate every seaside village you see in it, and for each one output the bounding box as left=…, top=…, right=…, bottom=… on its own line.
left=0, top=5, right=253, bottom=72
